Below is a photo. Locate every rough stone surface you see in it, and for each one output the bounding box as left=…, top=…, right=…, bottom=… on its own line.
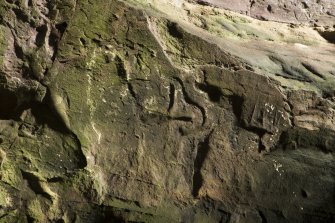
left=0, top=0, right=334, bottom=222
left=190, top=0, right=335, bottom=26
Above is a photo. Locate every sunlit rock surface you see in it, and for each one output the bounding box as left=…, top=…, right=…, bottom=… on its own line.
left=0, top=0, right=334, bottom=222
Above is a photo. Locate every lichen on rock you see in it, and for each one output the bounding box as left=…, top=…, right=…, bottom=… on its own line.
left=0, top=0, right=334, bottom=222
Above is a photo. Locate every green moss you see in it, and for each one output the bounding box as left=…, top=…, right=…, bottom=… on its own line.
left=0, top=186, right=12, bottom=209
left=1, top=161, right=22, bottom=188
left=28, top=49, right=48, bottom=81
left=0, top=1, right=10, bottom=20
left=222, top=12, right=251, bottom=24
left=319, top=79, right=335, bottom=95
left=0, top=25, right=7, bottom=67
left=0, top=210, right=22, bottom=223
left=69, top=0, right=112, bottom=40
left=27, top=198, right=47, bottom=222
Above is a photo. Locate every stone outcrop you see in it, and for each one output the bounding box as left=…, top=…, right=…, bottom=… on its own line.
left=191, top=0, right=335, bottom=26
left=0, top=0, right=334, bottom=222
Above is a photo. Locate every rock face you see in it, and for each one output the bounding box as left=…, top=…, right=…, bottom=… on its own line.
left=191, top=0, right=335, bottom=26
left=0, top=0, right=334, bottom=222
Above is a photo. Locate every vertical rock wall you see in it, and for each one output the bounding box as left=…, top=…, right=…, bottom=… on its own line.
left=0, top=0, right=334, bottom=222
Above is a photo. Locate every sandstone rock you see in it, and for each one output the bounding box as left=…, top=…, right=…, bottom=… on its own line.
left=0, top=0, right=334, bottom=222
left=190, top=0, right=335, bottom=26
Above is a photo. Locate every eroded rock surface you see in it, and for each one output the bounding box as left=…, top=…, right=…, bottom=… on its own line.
left=0, top=0, right=334, bottom=222
left=190, top=0, right=335, bottom=26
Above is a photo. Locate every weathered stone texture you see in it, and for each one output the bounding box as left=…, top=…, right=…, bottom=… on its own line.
left=0, top=0, right=334, bottom=222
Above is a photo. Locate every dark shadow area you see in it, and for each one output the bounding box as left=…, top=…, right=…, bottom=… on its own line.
left=192, top=133, right=211, bottom=197
left=197, top=83, right=222, bottom=103
left=36, top=25, right=48, bottom=47
left=167, top=22, right=184, bottom=39
left=100, top=208, right=126, bottom=223
left=195, top=0, right=212, bottom=6
left=256, top=209, right=286, bottom=223
left=229, top=95, right=244, bottom=121
left=167, top=83, right=175, bottom=112
left=302, top=186, right=335, bottom=223
left=115, top=56, right=127, bottom=80
left=14, top=94, right=88, bottom=169
left=21, top=170, right=53, bottom=200
left=0, top=87, right=18, bottom=119
left=12, top=7, right=30, bottom=23
left=318, top=30, right=335, bottom=44
left=55, top=22, right=68, bottom=35
left=29, top=101, right=69, bottom=134
left=258, top=210, right=268, bottom=223
left=49, top=22, right=68, bottom=60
